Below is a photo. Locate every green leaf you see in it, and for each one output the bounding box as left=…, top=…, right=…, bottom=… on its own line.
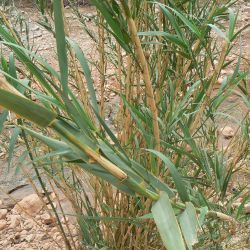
left=0, top=89, right=57, bottom=128
left=7, top=127, right=21, bottom=170
left=152, top=192, right=186, bottom=250
left=8, top=53, right=18, bottom=88
left=157, top=3, right=183, bottom=39
left=21, top=126, right=135, bottom=195
left=121, top=95, right=151, bottom=146
left=93, top=109, right=129, bottom=159
left=198, top=206, right=208, bottom=226
left=228, top=9, right=237, bottom=41
left=131, top=160, right=175, bottom=197
left=165, top=5, right=202, bottom=38
left=15, top=150, right=29, bottom=175
left=68, top=39, right=99, bottom=114
left=1, top=41, right=60, bottom=81
left=147, top=149, right=190, bottom=202
left=208, top=24, right=229, bottom=42
left=0, top=28, right=59, bottom=100
left=138, top=31, right=187, bottom=49
left=0, top=110, right=8, bottom=133
left=80, top=163, right=135, bottom=195
left=90, top=0, right=131, bottom=52
left=0, top=69, right=63, bottom=112
left=54, top=0, right=68, bottom=95
left=179, top=202, right=200, bottom=250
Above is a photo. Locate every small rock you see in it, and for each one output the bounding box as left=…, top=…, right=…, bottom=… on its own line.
left=41, top=213, right=50, bottom=220
left=14, top=233, right=21, bottom=239
left=23, top=220, right=34, bottom=231
left=12, top=233, right=21, bottom=244
left=217, top=77, right=224, bottom=84
left=51, top=192, right=56, bottom=200
left=245, top=204, right=250, bottom=214
left=13, top=194, right=44, bottom=215
left=16, top=226, right=23, bottom=233
left=43, top=242, right=52, bottom=250
left=53, top=232, right=60, bottom=239
left=220, top=126, right=235, bottom=139
left=36, top=233, right=48, bottom=241
left=1, top=240, right=8, bottom=247
left=0, top=209, right=8, bottom=219
left=44, top=217, right=56, bottom=225
left=227, top=56, right=235, bottom=61
left=35, top=215, right=41, bottom=220
left=227, top=69, right=234, bottom=75
left=9, top=215, right=20, bottom=228
left=56, top=235, right=63, bottom=241
left=72, top=228, right=78, bottom=236
left=86, top=13, right=94, bottom=19
left=61, top=217, right=69, bottom=224
left=221, top=69, right=227, bottom=74
left=26, top=234, right=35, bottom=243
left=51, top=227, right=58, bottom=234
left=20, top=229, right=28, bottom=235
left=47, top=202, right=57, bottom=210
left=31, top=26, right=40, bottom=31
left=41, top=213, right=56, bottom=225
left=0, top=219, right=7, bottom=231
left=75, top=242, right=80, bottom=249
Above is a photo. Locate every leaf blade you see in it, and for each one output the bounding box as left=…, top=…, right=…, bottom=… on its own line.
left=147, top=149, right=190, bottom=202
left=152, top=192, right=186, bottom=250
left=179, top=202, right=200, bottom=250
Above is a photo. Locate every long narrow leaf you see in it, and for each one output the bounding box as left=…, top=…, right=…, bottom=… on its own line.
left=68, top=39, right=99, bottom=114
left=0, top=110, right=8, bottom=133
left=179, top=202, right=200, bottom=250
left=0, top=88, right=57, bottom=128
left=152, top=192, right=186, bottom=250
left=7, top=127, right=21, bottom=169
left=147, top=149, right=190, bottom=202
left=54, top=0, right=68, bottom=95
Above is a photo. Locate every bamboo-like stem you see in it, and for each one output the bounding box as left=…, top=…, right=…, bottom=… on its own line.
left=123, top=56, right=132, bottom=145
left=51, top=119, right=128, bottom=180
left=51, top=119, right=159, bottom=200
left=135, top=64, right=141, bottom=101
left=116, top=43, right=124, bottom=141
left=98, top=13, right=106, bottom=118
left=155, top=7, right=164, bottom=105
left=120, top=0, right=161, bottom=157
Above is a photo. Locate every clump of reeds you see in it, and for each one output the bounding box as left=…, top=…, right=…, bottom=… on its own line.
left=0, top=0, right=249, bottom=249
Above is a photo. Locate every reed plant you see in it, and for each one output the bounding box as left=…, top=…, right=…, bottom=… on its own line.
left=0, top=0, right=249, bottom=249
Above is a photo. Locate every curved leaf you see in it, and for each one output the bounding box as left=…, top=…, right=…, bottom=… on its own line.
left=147, top=149, right=190, bottom=202
left=152, top=192, right=186, bottom=250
